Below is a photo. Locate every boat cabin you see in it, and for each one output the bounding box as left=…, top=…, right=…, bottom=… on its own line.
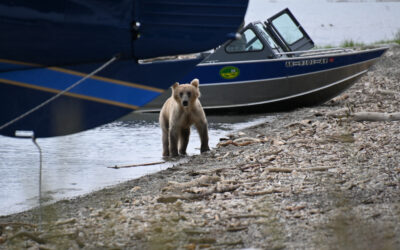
left=202, top=8, right=314, bottom=63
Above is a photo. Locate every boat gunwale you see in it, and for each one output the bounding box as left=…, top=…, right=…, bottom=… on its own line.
left=197, top=46, right=388, bottom=66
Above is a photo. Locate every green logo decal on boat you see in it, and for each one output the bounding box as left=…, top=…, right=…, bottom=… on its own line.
left=219, top=66, right=240, bottom=79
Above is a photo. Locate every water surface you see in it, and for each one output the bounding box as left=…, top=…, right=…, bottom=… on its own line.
left=0, top=113, right=274, bottom=216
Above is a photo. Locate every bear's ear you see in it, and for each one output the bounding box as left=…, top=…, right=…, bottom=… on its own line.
left=190, top=78, right=199, bottom=88
left=171, top=82, right=179, bottom=91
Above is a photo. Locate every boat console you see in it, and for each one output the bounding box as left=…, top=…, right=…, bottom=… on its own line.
left=203, top=8, right=315, bottom=63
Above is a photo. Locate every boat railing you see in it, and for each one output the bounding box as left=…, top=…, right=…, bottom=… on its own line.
left=138, top=53, right=201, bottom=64
left=275, top=47, right=354, bottom=57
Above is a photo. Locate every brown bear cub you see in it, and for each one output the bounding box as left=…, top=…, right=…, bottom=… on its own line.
left=159, top=78, right=210, bottom=157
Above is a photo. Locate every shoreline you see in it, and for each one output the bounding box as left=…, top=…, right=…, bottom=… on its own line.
left=1, top=45, right=400, bottom=249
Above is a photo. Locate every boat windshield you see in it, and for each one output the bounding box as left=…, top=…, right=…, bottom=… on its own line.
left=226, top=28, right=264, bottom=53
left=254, top=23, right=280, bottom=50
left=266, top=8, right=314, bottom=52
left=270, top=13, right=303, bottom=45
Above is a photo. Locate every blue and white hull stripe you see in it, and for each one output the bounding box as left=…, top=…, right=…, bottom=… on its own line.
left=0, top=60, right=164, bottom=110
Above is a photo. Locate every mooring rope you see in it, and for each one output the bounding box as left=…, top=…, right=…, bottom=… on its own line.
left=0, top=55, right=119, bottom=133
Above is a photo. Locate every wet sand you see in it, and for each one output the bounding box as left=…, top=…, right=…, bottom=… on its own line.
left=1, top=45, right=400, bottom=249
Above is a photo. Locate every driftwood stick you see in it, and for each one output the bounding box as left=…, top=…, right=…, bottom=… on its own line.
left=233, top=137, right=267, bottom=144
left=353, top=112, right=400, bottom=122
left=376, top=88, right=400, bottom=96
left=217, top=137, right=267, bottom=147
left=108, top=161, right=165, bottom=169
left=228, top=214, right=269, bottom=219
left=165, top=175, right=220, bottom=190
left=8, top=231, right=46, bottom=244
left=158, top=183, right=239, bottom=203
left=157, top=195, right=187, bottom=203
left=41, top=231, right=78, bottom=240
left=217, top=239, right=244, bottom=246
left=217, top=140, right=236, bottom=147
left=54, top=218, right=76, bottom=226
left=329, top=94, right=349, bottom=103
left=243, top=188, right=285, bottom=196
left=240, top=163, right=262, bottom=171
left=265, top=166, right=332, bottom=173
left=265, top=167, right=294, bottom=173
left=298, top=166, right=333, bottom=172
left=0, top=222, right=37, bottom=228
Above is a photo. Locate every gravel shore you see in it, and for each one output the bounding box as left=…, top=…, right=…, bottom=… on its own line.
left=1, top=45, right=400, bottom=250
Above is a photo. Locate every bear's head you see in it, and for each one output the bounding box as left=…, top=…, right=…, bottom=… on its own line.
left=172, top=78, right=200, bottom=108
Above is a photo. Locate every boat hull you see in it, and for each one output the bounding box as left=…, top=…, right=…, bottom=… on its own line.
left=138, top=47, right=387, bottom=114
left=0, top=0, right=250, bottom=138
left=0, top=57, right=202, bottom=137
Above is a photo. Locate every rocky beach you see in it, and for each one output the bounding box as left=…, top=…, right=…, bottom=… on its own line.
left=1, top=45, right=400, bottom=249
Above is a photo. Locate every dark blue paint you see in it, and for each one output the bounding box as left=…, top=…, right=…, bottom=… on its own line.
left=0, top=0, right=249, bottom=137
left=0, top=0, right=249, bottom=67
left=134, top=0, right=249, bottom=58
left=0, top=0, right=132, bottom=66
left=0, top=56, right=204, bottom=138
left=0, top=84, right=132, bottom=138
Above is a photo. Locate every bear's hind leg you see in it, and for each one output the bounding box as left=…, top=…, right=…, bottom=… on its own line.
left=179, top=128, right=190, bottom=155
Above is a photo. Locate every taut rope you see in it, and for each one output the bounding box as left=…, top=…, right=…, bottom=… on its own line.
left=0, top=55, right=119, bottom=133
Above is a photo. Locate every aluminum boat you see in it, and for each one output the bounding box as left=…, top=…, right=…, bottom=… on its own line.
left=139, top=8, right=388, bottom=114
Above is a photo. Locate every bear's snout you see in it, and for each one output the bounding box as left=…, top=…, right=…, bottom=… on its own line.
left=182, top=100, right=189, bottom=107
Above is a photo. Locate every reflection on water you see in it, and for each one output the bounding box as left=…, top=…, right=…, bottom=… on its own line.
left=0, top=113, right=274, bottom=216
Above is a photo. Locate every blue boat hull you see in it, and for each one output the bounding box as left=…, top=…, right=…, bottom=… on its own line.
left=0, top=0, right=249, bottom=138
left=0, top=0, right=249, bottom=66
left=0, top=58, right=204, bottom=137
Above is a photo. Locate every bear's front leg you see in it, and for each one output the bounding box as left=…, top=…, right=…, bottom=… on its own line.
left=196, top=122, right=210, bottom=153
left=169, top=127, right=179, bottom=157
left=179, top=128, right=190, bottom=155
left=162, top=127, right=169, bottom=157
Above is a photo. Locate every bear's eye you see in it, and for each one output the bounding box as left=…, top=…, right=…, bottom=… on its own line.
left=187, top=92, right=191, bottom=98
left=179, top=92, right=183, bottom=98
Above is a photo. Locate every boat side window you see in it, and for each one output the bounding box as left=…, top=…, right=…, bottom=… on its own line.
left=226, top=28, right=263, bottom=53
left=254, top=23, right=279, bottom=50
left=271, top=13, right=303, bottom=45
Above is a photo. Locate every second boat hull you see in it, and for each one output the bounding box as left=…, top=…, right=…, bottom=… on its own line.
left=138, top=47, right=387, bottom=114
